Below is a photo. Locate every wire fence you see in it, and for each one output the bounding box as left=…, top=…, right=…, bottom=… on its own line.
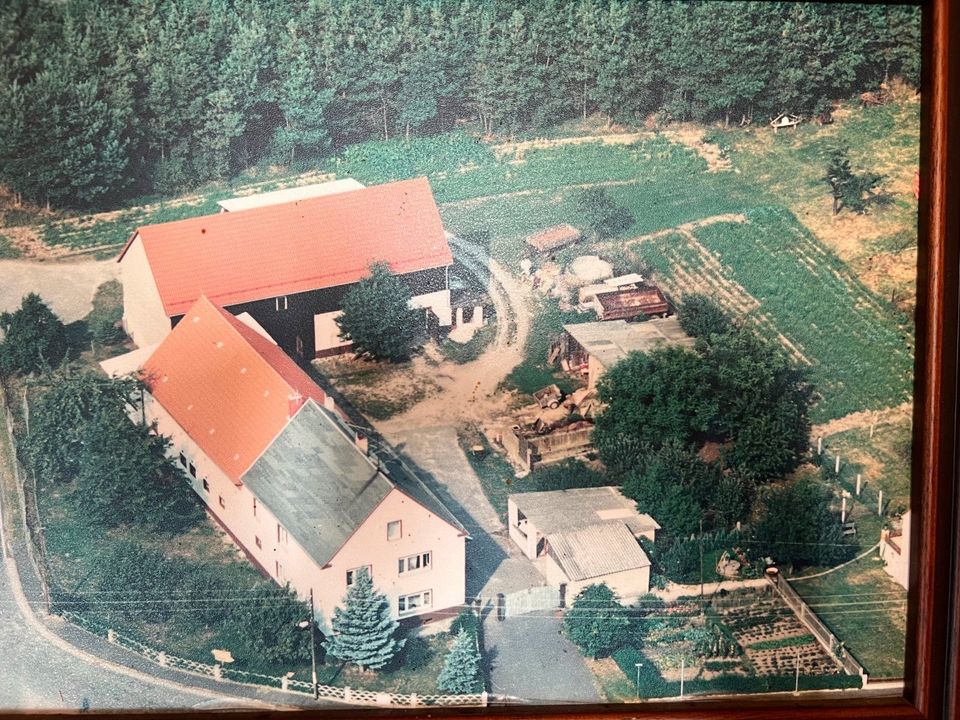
left=1, top=384, right=52, bottom=612
left=61, top=611, right=488, bottom=707
left=811, top=440, right=897, bottom=520
left=766, top=575, right=868, bottom=683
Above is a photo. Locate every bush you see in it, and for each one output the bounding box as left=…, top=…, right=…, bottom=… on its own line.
left=0, top=293, right=67, bottom=375
left=564, top=584, right=631, bottom=659
left=575, top=187, right=634, bottom=240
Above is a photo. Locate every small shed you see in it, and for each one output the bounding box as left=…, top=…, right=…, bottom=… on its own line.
left=770, top=113, right=801, bottom=131
left=507, top=487, right=660, bottom=601
left=526, top=224, right=582, bottom=253
left=594, top=286, right=670, bottom=321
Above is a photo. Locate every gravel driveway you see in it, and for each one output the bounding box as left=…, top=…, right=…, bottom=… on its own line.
left=483, top=613, right=602, bottom=703
left=0, top=259, right=118, bottom=324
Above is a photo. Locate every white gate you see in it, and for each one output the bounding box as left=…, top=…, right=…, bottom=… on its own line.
left=499, top=585, right=561, bottom=618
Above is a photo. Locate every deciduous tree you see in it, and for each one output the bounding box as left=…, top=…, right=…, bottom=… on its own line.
left=564, top=583, right=630, bottom=659
left=336, top=263, right=421, bottom=362
left=0, top=293, right=67, bottom=376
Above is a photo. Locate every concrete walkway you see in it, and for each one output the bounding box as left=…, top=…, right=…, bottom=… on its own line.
left=482, top=613, right=602, bottom=704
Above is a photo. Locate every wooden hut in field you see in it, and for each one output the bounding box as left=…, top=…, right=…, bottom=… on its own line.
left=526, top=224, right=583, bottom=254
left=770, top=113, right=801, bottom=131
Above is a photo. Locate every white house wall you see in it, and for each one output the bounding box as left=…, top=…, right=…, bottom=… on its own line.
left=320, top=488, right=466, bottom=629
left=410, top=288, right=452, bottom=326
left=544, top=554, right=651, bottom=604
left=120, top=236, right=173, bottom=348
left=142, top=392, right=465, bottom=632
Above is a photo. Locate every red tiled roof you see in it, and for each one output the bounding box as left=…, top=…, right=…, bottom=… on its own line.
left=120, top=177, right=452, bottom=317
left=141, top=296, right=327, bottom=484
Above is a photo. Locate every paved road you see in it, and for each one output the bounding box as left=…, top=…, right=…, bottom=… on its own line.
left=483, top=613, right=602, bottom=704
left=0, top=259, right=118, bottom=324
left=0, top=560, right=218, bottom=711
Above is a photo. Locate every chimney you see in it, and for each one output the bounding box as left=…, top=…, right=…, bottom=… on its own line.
left=288, top=391, right=305, bottom=417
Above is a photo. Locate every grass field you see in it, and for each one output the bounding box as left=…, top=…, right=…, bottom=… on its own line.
left=638, top=207, right=914, bottom=422
left=790, top=556, right=907, bottom=678
left=823, top=419, right=912, bottom=515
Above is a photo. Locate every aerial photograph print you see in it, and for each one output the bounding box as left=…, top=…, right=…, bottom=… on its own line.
left=0, top=0, right=921, bottom=711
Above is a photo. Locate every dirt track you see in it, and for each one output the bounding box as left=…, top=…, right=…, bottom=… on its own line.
left=0, top=259, right=118, bottom=323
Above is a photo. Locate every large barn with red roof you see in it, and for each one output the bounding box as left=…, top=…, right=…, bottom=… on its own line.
left=106, top=295, right=467, bottom=630
left=118, top=177, right=454, bottom=357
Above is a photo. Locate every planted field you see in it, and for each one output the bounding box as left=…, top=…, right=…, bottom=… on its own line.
left=791, top=557, right=908, bottom=678
left=639, top=207, right=913, bottom=422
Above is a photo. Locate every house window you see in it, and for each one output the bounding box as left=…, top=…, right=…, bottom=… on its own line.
left=275, top=296, right=288, bottom=311
left=275, top=561, right=284, bottom=581
left=255, top=536, right=262, bottom=549
left=218, top=495, right=225, bottom=509
left=346, top=565, right=372, bottom=586
left=398, top=552, right=431, bottom=574
left=178, top=452, right=187, bottom=468
left=398, top=590, right=432, bottom=615
left=295, top=335, right=304, bottom=357
left=202, top=478, right=209, bottom=492
left=387, top=520, right=402, bottom=541
left=278, top=523, right=288, bottom=544
left=189, top=463, right=197, bottom=479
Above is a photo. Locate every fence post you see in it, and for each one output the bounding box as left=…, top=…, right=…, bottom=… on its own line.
left=409, top=693, right=419, bottom=707
left=158, top=651, right=167, bottom=667
left=281, top=676, right=289, bottom=691
left=344, top=686, right=352, bottom=703
left=481, top=690, right=488, bottom=707
left=856, top=474, right=862, bottom=495
left=878, top=490, right=884, bottom=515
left=107, top=629, right=116, bottom=644
left=834, top=455, right=841, bottom=474
left=213, top=664, right=222, bottom=680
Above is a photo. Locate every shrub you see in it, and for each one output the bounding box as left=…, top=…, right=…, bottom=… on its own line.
left=564, top=584, right=631, bottom=659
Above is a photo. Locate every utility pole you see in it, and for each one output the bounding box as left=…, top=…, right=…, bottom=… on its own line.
left=699, top=518, right=705, bottom=615
left=680, top=656, right=685, bottom=698
left=794, top=647, right=801, bottom=694
left=308, top=589, right=319, bottom=700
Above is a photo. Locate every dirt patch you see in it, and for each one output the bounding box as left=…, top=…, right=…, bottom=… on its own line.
left=661, top=124, right=732, bottom=172
left=812, top=402, right=912, bottom=439
left=491, top=131, right=649, bottom=160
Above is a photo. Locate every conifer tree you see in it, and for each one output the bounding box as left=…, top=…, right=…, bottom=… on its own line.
left=325, top=568, right=405, bottom=671
left=0, top=293, right=67, bottom=376
left=437, top=628, right=484, bottom=694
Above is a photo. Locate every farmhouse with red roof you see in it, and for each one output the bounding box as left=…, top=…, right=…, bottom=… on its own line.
left=110, top=295, right=466, bottom=630
left=118, top=177, right=454, bottom=357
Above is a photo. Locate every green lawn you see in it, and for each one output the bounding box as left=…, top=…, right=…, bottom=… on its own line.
left=639, top=207, right=913, bottom=422
left=0, top=234, right=20, bottom=258
left=790, top=556, right=907, bottom=679
left=822, top=419, right=912, bottom=516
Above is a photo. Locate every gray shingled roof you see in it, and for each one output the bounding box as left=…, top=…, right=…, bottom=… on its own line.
left=510, top=486, right=660, bottom=536
left=563, top=317, right=694, bottom=369
left=549, top=522, right=651, bottom=581
left=242, top=400, right=446, bottom=568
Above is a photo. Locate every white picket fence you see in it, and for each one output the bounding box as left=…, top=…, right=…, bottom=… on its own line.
left=61, top=612, right=487, bottom=707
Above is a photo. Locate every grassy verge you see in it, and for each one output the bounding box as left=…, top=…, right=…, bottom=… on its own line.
left=0, top=234, right=21, bottom=258
left=310, top=358, right=441, bottom=421
left=502, top=297, right=590, bottom=396
left=438, top=324, right=496, bottom=364
left=790, top=556, right=907, bottom=678
left=822, top=419, right=912, bottom=516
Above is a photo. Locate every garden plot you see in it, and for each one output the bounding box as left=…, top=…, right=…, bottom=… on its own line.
left=721, top=603, right=839, bottom=677
left=638, top=206, right=914, bottom=422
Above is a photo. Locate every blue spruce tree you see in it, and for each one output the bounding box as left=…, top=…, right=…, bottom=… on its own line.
left=437, top=628, right=484, bottom=694
left=325, top=568, right=404, bottom=671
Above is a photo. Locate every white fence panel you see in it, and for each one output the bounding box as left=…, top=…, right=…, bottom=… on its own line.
left=503, top=585, right=560, bottom=618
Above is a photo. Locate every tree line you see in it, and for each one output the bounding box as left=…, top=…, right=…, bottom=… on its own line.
left=0, top=0, right=919, bottom=208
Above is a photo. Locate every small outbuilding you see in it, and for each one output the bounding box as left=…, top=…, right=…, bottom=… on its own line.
left=526, top=224, right=583, bottom=254
left=508, top=487, right=659, bottom=602
left=593, top=285, right=670, bottom=321
left=559, top=317, right=695, bottom=389
left=770, top=113, right=801, bottom=131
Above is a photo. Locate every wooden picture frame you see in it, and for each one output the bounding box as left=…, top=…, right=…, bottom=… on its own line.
left=0, top=2, right=953, bottom=719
